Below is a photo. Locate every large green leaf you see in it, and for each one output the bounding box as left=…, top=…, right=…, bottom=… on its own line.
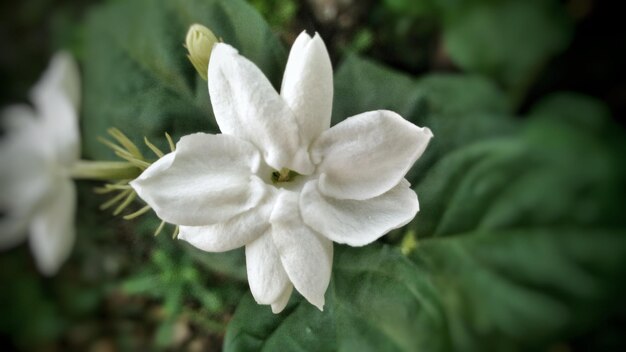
left=528, top=92, right=613, bottom=132
left=333, top=55, right=512, bottom=123
left=224, top=56, right=626, bottom=350
left=414, top=115, right=625, bottom=239
left=226, top=225, right=626, bottom=352
left=332, top=55, right=418, bottom=124
left=442, top=0, right=573, bottom=95
left=82, top=0, right=286, bottom=159
left=332, top=55, right=518, bottom=184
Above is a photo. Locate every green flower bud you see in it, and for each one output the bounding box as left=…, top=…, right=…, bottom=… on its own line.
left=185, top=24, right=218, bottom=81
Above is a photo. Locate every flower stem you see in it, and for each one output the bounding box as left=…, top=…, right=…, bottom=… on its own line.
left=70, top=160, right=142, bottom=181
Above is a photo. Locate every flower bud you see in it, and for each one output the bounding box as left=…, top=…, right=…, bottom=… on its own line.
left=185, top=24, right=218, bottom=80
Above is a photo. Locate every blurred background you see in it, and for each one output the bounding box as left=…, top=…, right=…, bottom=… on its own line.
left=1, top=0, right=625, bottom=118
left=0, top=0, right=625, bottom=351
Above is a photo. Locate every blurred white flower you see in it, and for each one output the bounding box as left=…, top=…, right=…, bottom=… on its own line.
left=131, top=32, right=432, bottom=313
left=0, top=52, right=80, bottom=275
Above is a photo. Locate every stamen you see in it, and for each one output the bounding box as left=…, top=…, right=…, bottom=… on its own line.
left=98, top=137, right=132, bottom=156
left=113, top=191, right=137, bottom=215
left=277, top=168, right=291, bottom=182
left=165, top=132, right=176, bottom=152
left=100, top=188, right=132, bottom=210
left=108, top=128, right=143, bottom=159
left=123, top=205, right=152, bottom=220
left=144, top=137, right=165, bottom=158
left=113, top=151, right=150, bottom=169
left=153, top=220, right=166, bottom=236
left=271, top=168, right=300, bottom=183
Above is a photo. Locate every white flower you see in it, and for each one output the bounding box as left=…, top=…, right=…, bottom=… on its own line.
left=131, top=32, right=432, bottom=313
left=0, top=52, right=80, bottom=275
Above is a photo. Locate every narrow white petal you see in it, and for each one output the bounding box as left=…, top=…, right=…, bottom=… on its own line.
left=281, top=32, right=333, bottom=148
left=311, top=110, right=433, bottom=200
left=38, top=94, right=79, bottom=166
left=270, top=191, right=333, bottom=311
left=208, top=43, right=314, bottom=174
left=30, top=51, right=81, bottom=112
left=245, top=231, right=291, bottom=304
left=271, top=283, right=293, bottom=314
left=130, top=133, right=267, bottom=226
left=30, top=52, right=81, bottom=166
left=178, top=192, right=276, bottom=252
left=300, top=179, right=419, bottom=247
left=0, top=104, right=47, bottom=154
left=0, top=105, right=52, bottom=247
left=29, top=179, right=76, bottom=276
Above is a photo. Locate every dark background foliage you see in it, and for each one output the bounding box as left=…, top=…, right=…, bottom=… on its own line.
left=0, top=0, right=625, bottom=351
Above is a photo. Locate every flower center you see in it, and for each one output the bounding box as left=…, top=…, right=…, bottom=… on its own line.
left=271, top=167, right=299, bottom=183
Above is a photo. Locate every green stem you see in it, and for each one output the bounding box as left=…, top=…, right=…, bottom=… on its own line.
left=70, top=160, right=142, bottom=181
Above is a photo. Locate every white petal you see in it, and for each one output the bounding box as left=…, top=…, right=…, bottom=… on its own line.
left=245, top=231, right=291, bottom=304
left=300, top=179, right=419, bottom=247
left=178, top=192, right=276, bottom=252
left=30, top=51, right=81, bottom=112
left=311, top=110, right=433, bottom=200
left=271, top=283, right=293, bottom=314
left=208, top=44, right=314, bottom=174
left=0, top=104, right=47, bottom=154
left=270, top=191, right=333, bottom=311
left=29, top=179, right=76, bottom=276
left=38, top=95, right=79, bottom=166
left=139, top=150, right=175, bottom=175
left=281, top=32, right=333, bottom=148
left=130, top=133, right=267, bottom=226
left=0, top=105, right=52, bottom=248
left=30, top=52, right=81, bottom=166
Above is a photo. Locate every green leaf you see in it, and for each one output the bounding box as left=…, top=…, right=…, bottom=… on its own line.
left=121, top=273, right=161, bottom=295
left=225, top=283, right=337, bottom=352
left=333, top=54, right=512, bottom=122
left=82, top=0, right=286, bottom=160
left=410, top=228, right=626, bottom=348
left=226, top=227, right=626, bottom=352
left=225, top=88, right=626, bottom=350
left=333, top=55, right=518, bottom=184
left=442, top=0, right=573, bottom=95
left=247, top=0, right=299, bottom=28
left=407, top=74, right=518, bottom=183
left=186, top=244, right=248, bottom=282
left=332, top=55, right=418, bottom=125
left=154, top=316, right=179, bottom=348
left=528, top=92, right=612, bottom=132
left=415, top=107, right=625, bottom=239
